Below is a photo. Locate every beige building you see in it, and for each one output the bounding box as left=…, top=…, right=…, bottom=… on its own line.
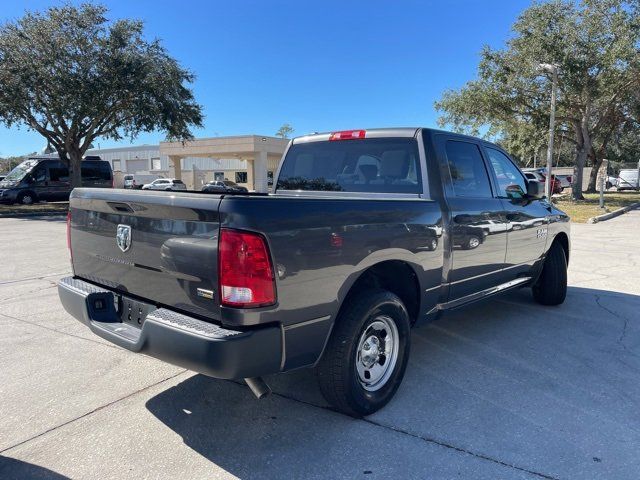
left=160, top=135, right=289, bottom=192
left=89, top=135, right=289, bottom=191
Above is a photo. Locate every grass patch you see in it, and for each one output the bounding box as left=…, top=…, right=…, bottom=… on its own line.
left=0, top=201, right=68, bottom=217
left=553, top=191, right=640, bottom=223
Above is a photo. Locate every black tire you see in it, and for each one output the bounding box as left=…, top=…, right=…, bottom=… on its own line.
left=532, top=241, right=567, bottom=306
left=316, top=289, right=411, bottom=417
left=465, top=235, right=481, bottom=250
left=17, top=191, right=37, bottom=205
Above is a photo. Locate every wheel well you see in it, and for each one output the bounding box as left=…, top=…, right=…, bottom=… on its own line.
left=341, top=261, right=420, bottom=324
left=552, top=232, right=569, bottom=265
left=18, top=190, right=37, bottom=200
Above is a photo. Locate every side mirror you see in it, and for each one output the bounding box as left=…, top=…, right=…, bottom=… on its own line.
left=505, top=184, right=526, bottom=200
left=527, top=180, right=544, bottom=199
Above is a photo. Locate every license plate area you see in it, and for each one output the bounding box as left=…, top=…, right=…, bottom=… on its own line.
left=117, top=295, right=154, bottom=328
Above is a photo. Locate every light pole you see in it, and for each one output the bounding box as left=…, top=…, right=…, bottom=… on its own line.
left=538, top=63, right=559, bottom=199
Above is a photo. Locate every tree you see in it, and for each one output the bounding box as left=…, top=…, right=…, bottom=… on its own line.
left=276, top=123, right=294, bottom=139
left=435, top=0, right=640, bottom=199
left=0, top=4, right=203, bottom=187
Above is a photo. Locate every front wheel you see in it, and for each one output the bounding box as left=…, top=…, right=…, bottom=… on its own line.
left=17, top=191, right=37, bottom=205
left=316, top=289, right=411, bottom=417
left=532, top=241, right=567, bottom=305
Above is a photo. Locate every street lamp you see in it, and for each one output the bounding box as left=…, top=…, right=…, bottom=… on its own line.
left=538, top=63, right=559, bottom=199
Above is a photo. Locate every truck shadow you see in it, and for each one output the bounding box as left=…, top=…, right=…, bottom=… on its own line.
left=0, top=456, right=70, bottom=480
left=145, top=285, right=640, bottom=478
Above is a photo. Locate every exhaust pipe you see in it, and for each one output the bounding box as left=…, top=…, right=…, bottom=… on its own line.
left=244, top=377, right=271, bottom=399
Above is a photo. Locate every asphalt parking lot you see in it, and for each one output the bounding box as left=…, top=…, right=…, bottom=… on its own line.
left=1, top=210, right=639, bottom=480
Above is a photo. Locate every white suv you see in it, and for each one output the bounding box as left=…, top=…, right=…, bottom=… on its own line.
left=141, top=178, right=187, bottom=191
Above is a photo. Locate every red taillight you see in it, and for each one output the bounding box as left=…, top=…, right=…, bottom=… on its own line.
left=329, top=130, right=366, bottom=141
left=330, top=232, right=343, bottom=248
left=218, top=229, right=276, bottom=308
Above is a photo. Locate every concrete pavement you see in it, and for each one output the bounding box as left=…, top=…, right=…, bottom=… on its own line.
left=1, top=211, right=639, bottom=479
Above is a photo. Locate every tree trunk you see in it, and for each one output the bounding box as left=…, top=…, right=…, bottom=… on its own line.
left=572, top=148, right=587, bottom=200
left=68, top=149, right=83, bottom=189
left=586, top=149, right=601, bottom=193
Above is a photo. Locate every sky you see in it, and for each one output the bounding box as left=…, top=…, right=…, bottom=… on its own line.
left=0, top=0, right=533, bottom=157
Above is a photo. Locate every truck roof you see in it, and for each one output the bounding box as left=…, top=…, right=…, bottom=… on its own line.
left=291, top=127, right=493, bottom=145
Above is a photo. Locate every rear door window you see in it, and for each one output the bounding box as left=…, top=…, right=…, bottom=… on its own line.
left=444, top=141, right=493, bottom=198
left=276, top=137, right=422, bottom=194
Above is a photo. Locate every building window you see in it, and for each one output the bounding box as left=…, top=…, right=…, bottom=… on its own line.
left=151, top=158, right=161, bottom=170
left=267, top=171, right=274, bottom=185
left=214, top=171, right=225, bottom=181
left=112, top=159, right=121, bottom=171
left=235, top=172, right=248, bottom=184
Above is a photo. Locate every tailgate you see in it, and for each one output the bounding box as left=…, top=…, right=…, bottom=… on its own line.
left=69, top=188, right=223, bottom=320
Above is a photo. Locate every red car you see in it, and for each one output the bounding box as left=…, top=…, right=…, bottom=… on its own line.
left=524, top=170, right=563, bottom=194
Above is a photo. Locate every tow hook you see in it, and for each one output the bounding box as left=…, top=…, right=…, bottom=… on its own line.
left=244, top=377, right=271, bottom=399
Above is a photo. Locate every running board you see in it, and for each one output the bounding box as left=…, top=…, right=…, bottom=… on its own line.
left=428, top=277, right=531, bottom=314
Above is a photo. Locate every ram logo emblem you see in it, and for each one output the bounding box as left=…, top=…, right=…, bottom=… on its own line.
left=116, top=224, right=132, bottom=253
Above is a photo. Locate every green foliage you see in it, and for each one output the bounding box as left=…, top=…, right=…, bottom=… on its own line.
left=0, top=3, right=203, bottom=186
left=276, top=123, right=294, bottom=138
left=435, top=0, right=640, bottom=198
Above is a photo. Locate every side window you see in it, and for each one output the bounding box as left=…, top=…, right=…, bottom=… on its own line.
left=33, top=168, right=47, bottom=183
left=484, top=148, right=527, bottom=198
left=444, top=141, right=492, bottom=198
left=49, top=166, right=69, bottom=182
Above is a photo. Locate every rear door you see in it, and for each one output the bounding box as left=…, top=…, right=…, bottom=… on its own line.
left=482, top=146, right=549, bottom=276
left=433, top=135, right=509, bottom=299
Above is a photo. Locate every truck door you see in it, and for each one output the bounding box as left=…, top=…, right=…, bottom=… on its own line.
left=434, top=136, right=509, bottom=299
left=482, top=146, right=549, bottom=277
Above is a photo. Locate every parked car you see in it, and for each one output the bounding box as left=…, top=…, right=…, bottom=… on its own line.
left=605, top=175, right=618, bottom=189
left=0, top=156, right=112, bottom=205
left=523, top=169, right=562, bottom=194
left=202, top=179, right=248, bottom=193
left=141, top=178, right=187, bottom=191
left=617, top=169, right=639, bottom=191
left=555, top=174, right=573, bottom=189
left=59, top=128, right=570, bottom=417
left=123, top=173, right=164, bottom=189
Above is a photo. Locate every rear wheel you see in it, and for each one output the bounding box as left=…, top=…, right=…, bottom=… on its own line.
left=316, top=289, right=411, bottom=417
left=532, top=241, right=567, bottom=305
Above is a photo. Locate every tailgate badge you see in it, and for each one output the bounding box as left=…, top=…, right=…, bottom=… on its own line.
left=116, top=224, right=132, bottom=253
left=197, top=288, right=214, bottom=300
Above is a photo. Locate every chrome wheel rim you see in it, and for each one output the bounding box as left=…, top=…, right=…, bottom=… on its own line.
left=355, top=315, right=399, bottom=391
left=469, top=237, right=480, bottom=248
left=22, top=195, right=33, bottom=205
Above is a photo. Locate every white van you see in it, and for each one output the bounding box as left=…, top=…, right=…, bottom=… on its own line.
left=618, top=169, right=639, bottom=191
left=123, top=173, right=164, bottom=189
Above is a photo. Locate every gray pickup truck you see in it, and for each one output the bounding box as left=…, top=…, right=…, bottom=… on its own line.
left=58, top=128, right=570, bottom=417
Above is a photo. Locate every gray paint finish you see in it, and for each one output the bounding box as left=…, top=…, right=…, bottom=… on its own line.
left=63, top=127, right=570, bottom=376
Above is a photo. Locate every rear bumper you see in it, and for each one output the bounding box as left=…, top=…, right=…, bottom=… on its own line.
left=58, top=277, right=283, bottom=379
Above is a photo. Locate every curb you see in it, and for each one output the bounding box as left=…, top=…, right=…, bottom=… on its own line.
left=587, top=202, right=640, bottom=224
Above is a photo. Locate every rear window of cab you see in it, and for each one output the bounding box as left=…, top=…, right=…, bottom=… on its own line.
left=276, top=138, right=422, bottom=194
